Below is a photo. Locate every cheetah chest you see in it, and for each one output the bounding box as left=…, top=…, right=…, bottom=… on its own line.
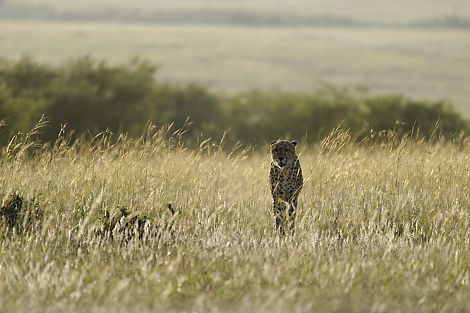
left=271, top=166, right=302, bottom=201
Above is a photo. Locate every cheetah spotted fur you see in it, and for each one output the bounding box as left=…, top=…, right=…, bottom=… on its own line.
left=269, top=139, right=303, bottom=235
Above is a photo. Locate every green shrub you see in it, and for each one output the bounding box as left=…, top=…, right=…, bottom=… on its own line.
left=363, top=95, right=468, bottom=139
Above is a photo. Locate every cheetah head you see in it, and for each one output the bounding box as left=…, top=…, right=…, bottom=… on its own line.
left=270, top=139, right=298, bottom=168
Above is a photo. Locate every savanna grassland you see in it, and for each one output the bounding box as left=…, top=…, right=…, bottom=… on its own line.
left=1, top=1, right=470, bottom=311
left=2, top=0, right=470, bottom=113
left=1, top=21, right=470, bottom=114
left=1, top=126, right=469, bottom=313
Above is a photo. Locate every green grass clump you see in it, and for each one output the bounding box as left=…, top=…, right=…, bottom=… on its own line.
left=0, top=125, right=469, bottom=313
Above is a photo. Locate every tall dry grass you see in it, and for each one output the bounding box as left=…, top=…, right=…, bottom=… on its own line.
left=0, top=124, right=469, bottom=313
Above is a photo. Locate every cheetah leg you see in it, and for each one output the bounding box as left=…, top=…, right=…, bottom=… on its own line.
left=287, top=198, right=298, bottom=234
left=273, top=199, right=287, bottom=236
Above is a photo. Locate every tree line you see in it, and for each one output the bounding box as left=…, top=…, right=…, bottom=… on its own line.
left=0, top=57, right=467, bottom=146
left=2, top=2, right=470, bottom=29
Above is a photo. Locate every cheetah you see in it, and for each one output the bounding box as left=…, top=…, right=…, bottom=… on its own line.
left=269, top=139, right=303, bottom=235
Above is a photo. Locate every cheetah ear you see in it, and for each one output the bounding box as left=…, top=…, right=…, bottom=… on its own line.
left=271, top=140, right=277, bottom=145
left=291, top=140, right=298, bottom=146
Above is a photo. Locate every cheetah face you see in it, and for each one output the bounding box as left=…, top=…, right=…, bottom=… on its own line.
left=270, top=140, right=298, bottom=168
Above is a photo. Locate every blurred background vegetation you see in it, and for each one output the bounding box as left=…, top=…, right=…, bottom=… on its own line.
left=0, top=57, right=467, bottom=146
left=0, top=0, right=469, bottom=146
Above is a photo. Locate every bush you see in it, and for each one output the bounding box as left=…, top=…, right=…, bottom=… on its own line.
left=363, top=95, right=468, bottom=138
